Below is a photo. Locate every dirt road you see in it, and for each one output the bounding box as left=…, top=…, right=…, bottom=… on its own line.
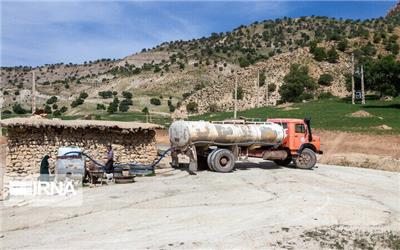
left=1, top=161, right=399, bottom=249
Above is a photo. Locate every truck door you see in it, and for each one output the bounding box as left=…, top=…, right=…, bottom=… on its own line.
left=294, top=123, right=306, bottom=150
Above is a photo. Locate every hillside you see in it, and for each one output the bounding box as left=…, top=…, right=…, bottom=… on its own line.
left=1, top=8, right=399, bottom=118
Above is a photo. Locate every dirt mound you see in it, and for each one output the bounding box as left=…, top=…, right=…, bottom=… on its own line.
left=375, top=124, right=393, bottom=130
left=348, top=110, right=373, bottom=117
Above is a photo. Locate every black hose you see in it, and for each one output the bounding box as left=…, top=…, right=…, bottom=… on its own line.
left=63, top=147, right=173, bottom=171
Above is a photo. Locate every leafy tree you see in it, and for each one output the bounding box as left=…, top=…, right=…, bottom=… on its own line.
left=98, top=91, right=113, bottom=99
left=150, top=98, right=161, bottom=106
left=142, top=106, right=149, bottom=115
left=318, top=73, right=334, bottom=86
left=53, top=110, right=62, bottom=117
left=96, top=104, right=106, bottom=110
left=122, top=91, right=133, bottom=99
left=44, top=105, right=52, bottom=114
left=107, top=98, right=119, bottom=114
left=327, top=47, right=339, bottom=63
left=46, top=96, right=58, bottom=105
left=12, top=103, right=28, bottom=114
left=79, top=92, right=88, bottom=99
left=279, top=64, right=317, bottom=102
left=363, top=55, right=400, bottom=96
left=60, top=106, right=68, bottom=113
left=186, top=101, right=198, bottom=113
left=52, top=104, right=58, bottom=110
left=71, top=98, right=84, bottom=108
left=259, top=70, right=266, bottom=87
left=119, top=101, right=130, bottom=112
left=238, top=57, right=250, bottom=68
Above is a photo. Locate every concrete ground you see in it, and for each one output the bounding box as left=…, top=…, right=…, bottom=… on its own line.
left=1, top=160, right=399, bottom=249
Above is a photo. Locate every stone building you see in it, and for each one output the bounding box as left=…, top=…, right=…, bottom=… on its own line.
left=0, top=118, right=162, bottom=177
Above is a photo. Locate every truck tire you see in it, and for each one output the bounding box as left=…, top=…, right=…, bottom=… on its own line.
left=294, top=148, right=317, bottom=169
left=209, top=149, right=235, bottom=173
left=273, top=157, right=292, bottom=166
left=207, top=149, right=219, bottom=171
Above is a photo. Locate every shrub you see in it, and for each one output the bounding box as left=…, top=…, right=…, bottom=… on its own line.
left=182, top=92, right=191, bottom=99
left=312, top=47, right=326, bottom=61
left=337, top=39, right=348, bottom=52
left=318, top=92, right=334, bottom=99
left=52, top=104, right=58, bottom=110
left=186, top=101, right=198, bottom=113
left=79, top=92, right=88, bottom=99
left=327, top=47, right=339, bottom=63
left=268, top=83, right=277, bottom=92
left=318, top=74, right=334, bottom=86
left=150, top=98, right=161, bottom=106
left=208, top=103, right=219, bottom=113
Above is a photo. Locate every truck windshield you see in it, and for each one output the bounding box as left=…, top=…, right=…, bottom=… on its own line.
left=295, top=124, right=305, bottom=133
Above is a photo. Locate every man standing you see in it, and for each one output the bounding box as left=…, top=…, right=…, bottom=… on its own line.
left=105, top=145, right=114, bottom=181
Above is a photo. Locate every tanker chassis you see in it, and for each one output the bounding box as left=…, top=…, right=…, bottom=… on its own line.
left=169, top=118, right=323, bottom=173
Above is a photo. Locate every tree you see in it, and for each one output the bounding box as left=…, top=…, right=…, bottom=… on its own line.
left=150, top=98, right=161, bottom=106
left=79, top=92, right=88, bottom=99
left=107, top=98, right=119, bottom=114
left=71, top=98, right=84, bottom=108
left=279, top=64, right=317, bottom=102
left=46, top=96, right=58, bottom=104
left=12, top=103, right=28, bottom=114
left=259, top=70, right=266, bottom=87
left=318, top=73, right=334, bottom=86
left=326, top=47, right=339, bottom=63
left=96, top=104, right=106, bottom=110
left=363, top=55, right=400, bottom=96
left=142, top=106, right=149, bottom=115
left=98, top=91, right=113, bottom=99
left=312, top=47, right=326, bottom=61
left=53, top=110, right=62, bottom=117
left=44, top=105, right=52, bottom=114
left=186, top=101, right=198, bottom=113
left=268, top=83, right=277, bottom=92
left=122, top=91, right=133, bottom=99
left=60, top=106, right=68, bottom=113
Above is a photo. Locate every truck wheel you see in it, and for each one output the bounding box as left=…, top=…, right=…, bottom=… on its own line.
left=294, top=148, right=317, bottom=169
left=209, top=149, right=235, bottom=173
left=273, top=157, right=292, bottom=166
left=207, top=150, right=217, bottom=171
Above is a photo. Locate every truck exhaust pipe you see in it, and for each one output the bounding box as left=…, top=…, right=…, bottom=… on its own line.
left=304, top=118, right=313, bottom=142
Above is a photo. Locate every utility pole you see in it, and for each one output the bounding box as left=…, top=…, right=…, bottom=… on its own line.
left=32, top=71, right=36, bottom=114
left=265, top=72, right=269, bottom=107
left=256, top=70, right=259, bottom=108
left=234, top=74, right=238, bottom=119
left=361, top=65, right=365, bottom=105
left=351, top=53, right=355, bottom=105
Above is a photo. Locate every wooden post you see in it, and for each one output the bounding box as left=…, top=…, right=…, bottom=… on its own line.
left=265, top=71, right=269, bottom=107
left=351, top=53, right=355, bottom=105
left=361, top=65, right=365, bottom=105
left=234, top=74, right=238, bottom=119
left=256, top=70, right=259, bottom=108
left=32, top=71, right=36, bottom=114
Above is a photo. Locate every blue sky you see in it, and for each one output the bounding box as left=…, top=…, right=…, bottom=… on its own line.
left=1, top=1, right=396, bottom=67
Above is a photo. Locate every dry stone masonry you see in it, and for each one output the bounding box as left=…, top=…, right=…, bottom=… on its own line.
left=1, top=118, right=160, bottom=178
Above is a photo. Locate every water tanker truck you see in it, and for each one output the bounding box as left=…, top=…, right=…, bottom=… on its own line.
left=169, top=118, right=323, bottom=172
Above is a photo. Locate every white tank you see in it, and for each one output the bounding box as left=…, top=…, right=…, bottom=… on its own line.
left=169, top=120, right=285, bottom=149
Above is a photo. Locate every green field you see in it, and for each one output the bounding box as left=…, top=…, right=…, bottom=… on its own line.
left=190, top=97, right=400, bottom=134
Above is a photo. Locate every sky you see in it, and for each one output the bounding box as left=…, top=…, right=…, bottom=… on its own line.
left=1, top=1, right=396, bottom=67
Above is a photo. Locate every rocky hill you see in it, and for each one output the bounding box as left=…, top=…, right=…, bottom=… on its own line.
left=1, top=8, right=399, bottom=118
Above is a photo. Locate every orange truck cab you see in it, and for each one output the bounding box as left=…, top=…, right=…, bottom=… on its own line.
left=266, top=118, right=323, bottom=169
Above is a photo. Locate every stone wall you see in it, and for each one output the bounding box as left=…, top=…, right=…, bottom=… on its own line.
left=5, top=126, right=157, bottom=177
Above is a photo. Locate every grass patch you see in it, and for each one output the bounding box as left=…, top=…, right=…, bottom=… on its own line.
left=190, top=97, right=400, bottom=134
